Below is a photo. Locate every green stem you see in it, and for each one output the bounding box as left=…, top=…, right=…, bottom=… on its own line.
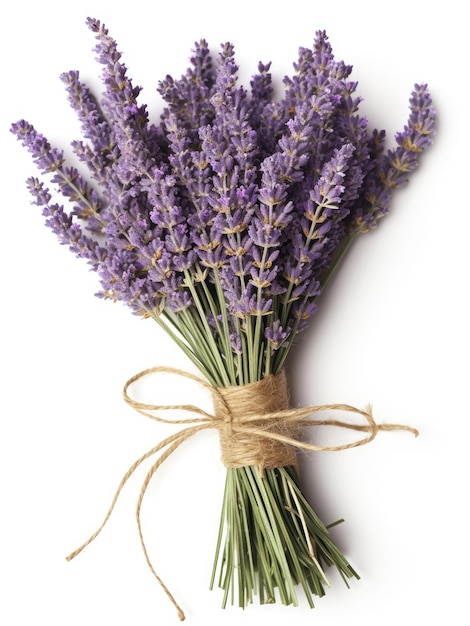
left=211, top=466, right=359, bottom=609
left=183, top=269, right=231, bottom=386
left=212, top=272, right=238, bottom=385
left=319, top=233, right=357, bottom=292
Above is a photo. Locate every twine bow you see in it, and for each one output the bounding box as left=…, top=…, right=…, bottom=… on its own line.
left=66, top=366, right=419, bottom=621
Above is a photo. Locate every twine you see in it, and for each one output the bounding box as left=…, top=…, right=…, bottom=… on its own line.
left=66, top=366, right=419, bottom=621
left=215, top=369, right=299, bottom=473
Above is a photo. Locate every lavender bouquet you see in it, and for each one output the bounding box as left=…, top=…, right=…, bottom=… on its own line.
left=11, top=17, right=435, bottom=620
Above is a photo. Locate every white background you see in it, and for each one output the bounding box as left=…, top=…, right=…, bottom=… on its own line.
left=1, top=1, right=468, bottom=624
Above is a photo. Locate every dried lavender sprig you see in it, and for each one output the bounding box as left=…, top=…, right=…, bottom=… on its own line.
left=26, top=177, right=104, bottom=266
left=86, top=17, right=158, bottom=181
left=248, top=60, right=274, bottom=155
left=11, top=120, right=106, bottom=229
left=60, top=70, right=119, bottom=195
left=314, top=82, right=437, bottom=298
left=158, top=39, right=215, bottom=137
left=351, top=83, right=436, bottom=232
left=271, top=144, right=356, bottom=372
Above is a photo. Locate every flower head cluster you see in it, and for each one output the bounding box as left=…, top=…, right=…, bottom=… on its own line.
left=11, top=18, right=436, bottom=385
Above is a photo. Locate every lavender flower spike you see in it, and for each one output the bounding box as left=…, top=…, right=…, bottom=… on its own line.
left=354, top=83, right=437, bottom=231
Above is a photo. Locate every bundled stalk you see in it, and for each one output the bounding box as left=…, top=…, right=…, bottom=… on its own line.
left=11, top=17, right=435, bottom=619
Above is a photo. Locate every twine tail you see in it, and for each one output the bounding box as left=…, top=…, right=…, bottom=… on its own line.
left=66, top=424, right=209, bottom=621
left=379, top=423, right=419, bottom=437
left=135, top=435, right=191, bottom=621
left=65, top=442, right=166, bottom=562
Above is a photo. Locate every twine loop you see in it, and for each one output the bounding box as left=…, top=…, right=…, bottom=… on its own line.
left=65, top=366, right=418, bottom=621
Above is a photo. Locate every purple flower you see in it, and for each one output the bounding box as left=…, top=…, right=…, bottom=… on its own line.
left=265, top=320, right=288, bottom=350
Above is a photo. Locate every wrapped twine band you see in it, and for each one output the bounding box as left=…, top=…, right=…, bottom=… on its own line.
left=216, top=369, right=299, bottom=473
left=66, top=366, right=419, bottom=621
